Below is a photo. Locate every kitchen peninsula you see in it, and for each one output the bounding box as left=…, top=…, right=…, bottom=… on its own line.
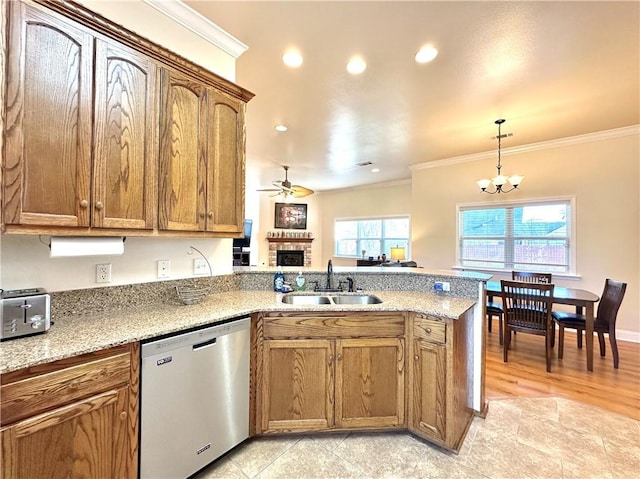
left=0, top=268, right=489, bottom=478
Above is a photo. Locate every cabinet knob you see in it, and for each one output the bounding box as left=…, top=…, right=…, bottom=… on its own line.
left=414, top=355, right=419, bottom=361
left=95, top=201, right=104, bottom=210
left=208, top=212, right=213, bottom=218
left=328, top=354, right=333, bottom=365
left=200, top=212, right=206, bottom=218
left=423, top=327, right=432, bottom=334
left=336, top=353, right=342, bottom=361
left=120, top=411, right=127, bottom=420
left=80, top=199, right=89, bottom=208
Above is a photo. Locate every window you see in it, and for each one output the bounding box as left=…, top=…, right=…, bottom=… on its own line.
left=457, top=198, right=573, bottom=274
left=335, top=216, right=410, bottom=258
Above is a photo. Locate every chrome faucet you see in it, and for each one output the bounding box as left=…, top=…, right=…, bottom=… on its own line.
left=326, top=259, right=333, bottom=290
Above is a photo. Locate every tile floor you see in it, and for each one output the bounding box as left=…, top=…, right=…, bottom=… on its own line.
left=194, top=397, right=640, bottom=479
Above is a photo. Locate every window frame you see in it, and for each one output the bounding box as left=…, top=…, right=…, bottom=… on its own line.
left=455, top=196, right=577, bottom=275
left=334, top=215, right=411, bottom=259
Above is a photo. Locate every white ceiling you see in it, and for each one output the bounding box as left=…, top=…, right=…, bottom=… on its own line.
left=184, top=1, right=639, bottom=194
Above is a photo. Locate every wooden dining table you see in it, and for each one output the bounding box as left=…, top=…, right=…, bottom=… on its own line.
left=486, top=281, right=600, bottom=371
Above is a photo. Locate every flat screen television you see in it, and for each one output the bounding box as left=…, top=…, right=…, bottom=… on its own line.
left=233, top=219, right=252, bottom=249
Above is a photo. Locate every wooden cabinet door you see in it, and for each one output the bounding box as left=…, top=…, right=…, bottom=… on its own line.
left=410, top=339, right=447, bottom=442
left=206, top=90, right=245, bottom=233
left=261, top=339, right=334, bottom=432
left=93, top=39, right=158, bottom=229
left=3, top=2, right=93, bottom=227
left=335, top=338, right=405, bottom=429
left=158, top=68, right=208, bottom=231
left=0, top=388, right=132, bottom=479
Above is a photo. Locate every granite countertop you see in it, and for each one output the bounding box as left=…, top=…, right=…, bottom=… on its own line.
left=0, top=290, right=476, bottom=374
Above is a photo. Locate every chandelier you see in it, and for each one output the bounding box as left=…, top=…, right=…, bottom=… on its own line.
left=476, top=119, right=523, bottom=194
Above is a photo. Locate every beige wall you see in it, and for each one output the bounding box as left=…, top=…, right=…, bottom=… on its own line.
left=411, top=130, right=640, bottom=338
left=318, top=181, right=412, bottom=267
left=0, top=0, right=238, bottom=292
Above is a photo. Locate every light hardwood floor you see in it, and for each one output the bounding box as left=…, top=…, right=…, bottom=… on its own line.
left=485, top=319, right=640, bottom=420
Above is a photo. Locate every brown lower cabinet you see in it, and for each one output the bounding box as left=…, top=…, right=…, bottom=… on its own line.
left=254, top=310, right=474, bottom=452
left=257, top=312, right=406, bottom=433
left=0, top=344, right=139, bottom=479
left=0, top=307, right=475, bottom=479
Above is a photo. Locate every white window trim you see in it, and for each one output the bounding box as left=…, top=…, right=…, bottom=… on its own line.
left=455, top=195, right=577, bottom=275
left=334, top=214, right=411, bottom=259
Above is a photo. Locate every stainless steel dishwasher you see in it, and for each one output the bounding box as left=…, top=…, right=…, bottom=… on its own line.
left=140, top=317, right=250, bottom=479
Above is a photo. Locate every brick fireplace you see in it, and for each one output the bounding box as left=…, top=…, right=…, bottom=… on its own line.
left=267, top=237, right=313, bottom=267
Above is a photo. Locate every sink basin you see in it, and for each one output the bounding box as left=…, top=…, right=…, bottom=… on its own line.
left=330, top=295, right=383, bottom=304
left=281, top=294, right=383, bottom=305
left=281, top=295, right=332, bottom=305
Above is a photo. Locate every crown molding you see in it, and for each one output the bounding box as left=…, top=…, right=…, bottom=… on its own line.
left=142, top=0, right=248, bottom=58
left=409, top=125, right=640, bottom=171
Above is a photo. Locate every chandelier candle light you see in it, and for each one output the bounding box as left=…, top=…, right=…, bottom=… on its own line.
left=476, top=119, right=523, bottom=194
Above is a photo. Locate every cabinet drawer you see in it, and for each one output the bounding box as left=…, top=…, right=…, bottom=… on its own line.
left=263, top=312, right=405, bottom=339
left=413, top=317, right=446, bottom=344
left=1, top=349, right=131, bottom=426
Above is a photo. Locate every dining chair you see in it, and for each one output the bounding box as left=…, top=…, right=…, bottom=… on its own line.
left=511, top=271, right=554, bottom=345
left=512, top=271, right=553, bottom=283
left=552, top=278, right=627, bottom=368
left=501, top=280, right=555, bottom=372
left=486, top=300, right=504, bottom=345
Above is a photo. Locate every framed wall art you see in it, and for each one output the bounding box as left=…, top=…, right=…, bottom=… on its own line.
left=274, top=203, right=307, bottom=229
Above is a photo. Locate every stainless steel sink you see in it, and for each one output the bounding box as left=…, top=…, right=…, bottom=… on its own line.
left=281, top=295, right=332, bottom=305
left=280, top=294, right=382, bottom=305
left=330, top=295, right=383, bottom=304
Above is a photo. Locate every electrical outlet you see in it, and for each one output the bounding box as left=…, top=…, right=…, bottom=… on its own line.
left=157, top=260, right=170, bottom=278
left=96, top=263, right=112, bottom=283
left=193, top=258, right=209, bottom=275
left=442, top=282, right=450, bottom=292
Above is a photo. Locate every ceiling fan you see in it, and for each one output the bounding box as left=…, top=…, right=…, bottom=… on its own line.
left=257, top=165, right=314, bottom=199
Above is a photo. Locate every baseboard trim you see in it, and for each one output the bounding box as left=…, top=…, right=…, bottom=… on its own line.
left=616, top=329, right=640, bottom=343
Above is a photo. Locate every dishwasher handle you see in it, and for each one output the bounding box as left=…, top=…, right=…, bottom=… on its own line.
left=192, top=337, right=217, bottom=351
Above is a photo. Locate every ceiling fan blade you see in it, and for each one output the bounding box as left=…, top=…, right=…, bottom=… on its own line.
left=291, top=185, right=314, bottom=197
left=257, top=188, right=281, bottom=192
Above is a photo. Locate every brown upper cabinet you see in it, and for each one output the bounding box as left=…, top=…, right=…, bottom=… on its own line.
left=3, top=3, right=95, bottom=229
left=158, top=70, right=245, bottom=233
left=1, top=0, right=253, bottom=237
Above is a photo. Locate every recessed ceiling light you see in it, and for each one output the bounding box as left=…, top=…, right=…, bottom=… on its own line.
left=274, top=125, right=288, bottom=132
left=347, top=56, right=367, bottom=75
left=415, top=45, right=438, bottom=64
left=282, top=50, right=303, bottom=68
left=371, top=168, right=380, bottom=173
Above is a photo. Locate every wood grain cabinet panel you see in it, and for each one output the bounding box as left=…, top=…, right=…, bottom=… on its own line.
left=0, top=344, right=139, bottom=479
left=158, top=69, right=245, bottom=234
left=206, top=90, right=245, bottom=233
left=93, top=38, right=158, bottom=229
left=3, top=2, right=93, bottom=228
left=158, top=69, right=208, bottom=231
left=408, top=311, right=474, bottom=451
left=335, top=338, right=405, bottom=429
left=261, top=339, right=335, bottom=431
left=2, top=0, right=252, bottom=237
left=257, top=313, right=405, bottom=434
left=411, top=339, right=447, bottom=442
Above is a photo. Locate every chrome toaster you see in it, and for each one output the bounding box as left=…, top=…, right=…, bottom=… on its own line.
left=1, top=288, right=51, bottom=340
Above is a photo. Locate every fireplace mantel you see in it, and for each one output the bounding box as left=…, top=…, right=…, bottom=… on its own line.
left=267, top=237, right=313, bottom=267
left=267, top=237, right=314, bottom=243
